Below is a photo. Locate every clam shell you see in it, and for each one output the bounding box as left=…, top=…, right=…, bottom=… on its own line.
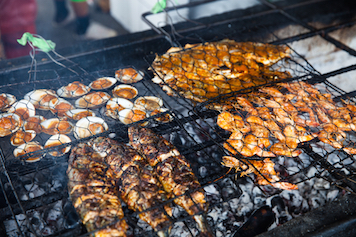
left=24, top=89, right=58, bottom=110
left=65, top=109, right=96, bottom=120
left=112, top=84, right=138, bottom=99
left=41, top=118, right=73, bottom=135
left=8, top=99, right=36, bottom=120
left=74, top=116, right=108, bottom=139
left=134, top=96, right=163, bottom=111
left=57, top=81, right=91, bottom=98
left=14, top=141, right=44, bottom=162
left=0, top=93, right=16, bottom=111
left=24, top=116, right=46, bottom=133
left=44, top=134, right=71, bottom=157
left=49, top=98, right=75, bottom=117
left=75, top=92, right=111, bottom=109
left=105, top=98, right=133, bottom=120
left=115, top=68, right=144, bottom=84
left=118, top=108, right=148, bottom=125
left=10, top=129, right=36, bottom=146
left=0, top=113, right=22, bottom=137
left=150, top=108, right=173, bottom=123
left=89, top=77, right=117, bottom=90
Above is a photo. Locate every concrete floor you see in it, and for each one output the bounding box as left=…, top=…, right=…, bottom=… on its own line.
left=35, top=0, right=129, bottom=51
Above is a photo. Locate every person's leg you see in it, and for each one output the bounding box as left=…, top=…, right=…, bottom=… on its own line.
left=53, top=0, right=69, bottom=24
left=70, top=0, right=90, bottom=35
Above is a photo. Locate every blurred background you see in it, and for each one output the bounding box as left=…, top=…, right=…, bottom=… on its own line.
left=0, top=0, right=259, bottom=60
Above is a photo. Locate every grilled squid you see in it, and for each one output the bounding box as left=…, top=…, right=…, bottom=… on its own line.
left=128, top=126, right=212, bottom=237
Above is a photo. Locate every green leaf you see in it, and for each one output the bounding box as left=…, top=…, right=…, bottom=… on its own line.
left=17, top=32, right=56, bottom=53
left=151, top=0, right=167, bottom=14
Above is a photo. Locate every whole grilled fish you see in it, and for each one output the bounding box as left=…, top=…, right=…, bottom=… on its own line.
left=67, top=142, right=128, bottom=237
left=89, top=137, right=173, bottom=237
left=128, top=126, right=212, bottom=237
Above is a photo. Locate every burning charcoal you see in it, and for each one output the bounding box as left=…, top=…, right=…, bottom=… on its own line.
left=232, top=205, right=275, bottom=237
left=270, top=196, right=292, bottom=225
left=199, top=166, right=208, bottom=178
left=170, top=222, right=194, bottom=237
left=63, top=202, right=80, bottom=229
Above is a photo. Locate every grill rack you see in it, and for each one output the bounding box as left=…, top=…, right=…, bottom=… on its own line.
left=1, top=0, right=356, bottom=236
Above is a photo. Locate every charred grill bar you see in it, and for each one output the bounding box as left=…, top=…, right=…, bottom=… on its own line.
left=1, top=0, right=356, bottom=236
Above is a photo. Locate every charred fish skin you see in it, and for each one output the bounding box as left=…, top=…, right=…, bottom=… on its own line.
left=89, top=137, right=173, bottom=237
left=67, top=142, right=128, bottom=237
left=128, top=127, right=212, bottom=236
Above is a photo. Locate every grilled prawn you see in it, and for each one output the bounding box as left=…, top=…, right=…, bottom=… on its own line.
left=88, top=137, right=173, bottom=237
left=128, top=126, right=212, bottom=237
left=67, top=142, right=128, bottom=237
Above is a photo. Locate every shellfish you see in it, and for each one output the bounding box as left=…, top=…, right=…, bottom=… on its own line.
left=41, top=118, right=73, bottom=135
left=115, top=68, right=144, bottom=84
left=105, top=98, right=133, bottom=120
left=24, top=116, right=46, bottom=133
left=44, top=134, right=71, bottom=157
left=112, top=84, right=138, bottom=99
left=150, top=108, right=173, bottom=123
left=10, top=129, right=36, bottom=146
left=75, top=92, right=111, bottom=109
left=134, top=96, right=163, bottom=111
left=14, top=141, right=44, bottom=162
left=8, top=99, right=36, bottom=120
left=57, top=81, right=90, bottom=98
left=89, top=77, right=117, bottom=90
left=49, top=98, right=75, bottom=117
left=0, top=113, right=22, bottom=137
left=0, top=93, right=16, bottom=111
left=24, top=89, right=58, bottom=110
left=118, top=108, right=147, bottom=125
left=65, top=109, right=96, bottom=120
left=74, top=116, right=108, bottom=139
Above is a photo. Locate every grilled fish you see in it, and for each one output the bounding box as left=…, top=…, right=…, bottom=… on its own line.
left=151, top=39, right=291, bottom=102
left=88, top=137, right=173, bottom=237
left=67, top=142, right=128, bottom=237
left=128, top=127, right=212, bottom=237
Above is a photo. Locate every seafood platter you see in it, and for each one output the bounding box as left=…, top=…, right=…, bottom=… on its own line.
left=1, top=1, right=356, bottom=236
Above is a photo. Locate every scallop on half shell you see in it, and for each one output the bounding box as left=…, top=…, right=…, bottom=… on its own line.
left=89, top=77, right=117, bottom=90
left=10, top=129, right=36, bottom=146
left=49, top=98, right=75, bottom=117
left=65, top=109, right=96, bottom=120
left=150, top=108, right=173, bottom=123
left=0, top=93, right=16, bottom=111
left=105, top=98, right=133, bottom=120
left=24, top=89, right=58, bottom=110
left=118, top=108, right=148, bottom=125
left=57, top=81, right=91, bottom=98
left=14, top=141, right=44, bottom=162
left=112, top=84, right=138, bottom=99
left=0, top=113, right=22, bottom=137
left=74, top=116, right=108, bottom=139
left=44, top=134, right=71, bottom=157
left=75, top=92, right=111, bottom=109
left=134, top=96, right=163, bottom=111
left=115, top=68, right=144, bottom=84
left=41, top=118, right=73, bottom=135
left=8, top=99, right=36, bottom=120
left=24, top=116, right=46, bottom=133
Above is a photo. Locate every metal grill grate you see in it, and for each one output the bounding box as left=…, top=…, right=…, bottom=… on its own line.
left=1, top=0, right=356, bottom=236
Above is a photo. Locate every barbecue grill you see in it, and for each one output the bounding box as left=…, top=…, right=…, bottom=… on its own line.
left=1, top=0, right=356, bottom=236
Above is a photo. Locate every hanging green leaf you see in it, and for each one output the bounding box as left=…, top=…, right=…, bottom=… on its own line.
left=17, top=32, right=56, bottom=53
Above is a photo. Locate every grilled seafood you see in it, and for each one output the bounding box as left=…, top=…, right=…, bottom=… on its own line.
left=89, top=137, right=173, bottom=237
left=151, top=39, right=291, bottom=102
left=67, top=141, right=128, bottom=236
left=128, top=126, right=212, bottom=237
left=222, top=156, right=297, bottom=190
